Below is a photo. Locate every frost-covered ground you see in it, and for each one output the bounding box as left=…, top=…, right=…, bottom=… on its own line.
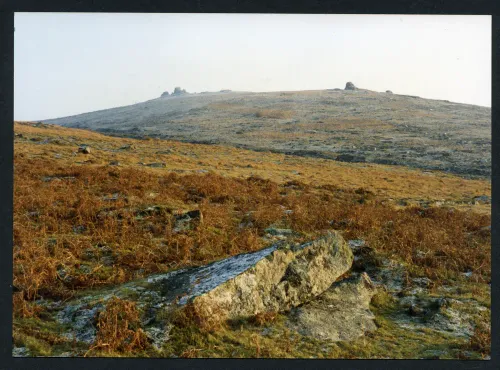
left=43, top=88, right=491, bottom=178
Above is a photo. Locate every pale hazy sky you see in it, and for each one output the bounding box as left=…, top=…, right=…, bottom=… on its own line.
left=14, top=13, right=491, bottom=121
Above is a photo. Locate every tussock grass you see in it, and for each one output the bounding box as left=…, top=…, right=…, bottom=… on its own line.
left=87, top=297, right=148, bottom=355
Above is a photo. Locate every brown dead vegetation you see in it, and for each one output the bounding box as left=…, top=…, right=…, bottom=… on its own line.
left=88, top=297, right=148, bottom=355
left=13, top=122, right=491, bottom=319
left=249, top=311, right=279, bottom=326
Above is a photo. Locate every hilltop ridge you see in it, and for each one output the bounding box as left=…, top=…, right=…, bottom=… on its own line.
left=42, top=85, right=491, bottom=178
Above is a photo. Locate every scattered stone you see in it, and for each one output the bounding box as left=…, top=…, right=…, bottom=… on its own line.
left=82, top=248, right=97, bottom=262
left=102, top=193, right=120, bottom=202
left=78, top=145, right=91, bottom=154
left=345, top=82, right=358, bottom=91
left=239, top=221, right=254, bottom=229
left=264, top=227, right=294, bottom=237
left=368, top=259, right=406, bottom=292
left=109, top=160, right=120, bottom=166
left=146, top=162, right=166, bottom=168
left=473, top=195, right=490, bottom=204
left=422, top=349, right=447, bottom=359
left=172, top=87, right=188, bottom=96
left=145, top=324, right=173, bottom=349
left=412, top=277, right=432, bottom=288
left=136, top=205, right=172, bottom=218
left=408, top=303, right=426, bottom=317
left=42, top=176, right=76, bottom=182
left=386, top=90, right=393, bottom=94
left=185, top=209, right=203, bottom=221
left=100, top=255, right=115, bottom=267
left=161, top=91, right=170, bottom=97
left=172, top=209, right=203, bottom=233
left=119, top=144, right=135, bottom=150
left=78, top=264, right=92, bottom=274
left=56, top=266, right=72, bottom=284
left=348, top=239, right=365, bottom=250
left=392, top=292, right=480, bottom=339
left=46, top=238, right=57, bottom=256
left=27, top=211, right=40, bottom=218
left=56, top=303, right=105, bottom=344
left=12, top=346, right=31, bottom=357
left=72, top=225, right=86, bottom=234
left=350, top=242, right=379, bottom=272
left=261, top=327, right=273, bottom=336
left=462, top=271, right=473, bottom=278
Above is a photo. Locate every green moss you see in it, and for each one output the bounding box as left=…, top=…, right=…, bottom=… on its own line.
left=135, top=288, right=478, bottom=359
left=117, top=287, right=141, bottom=300
left=13, top=316, right=88, bottom=356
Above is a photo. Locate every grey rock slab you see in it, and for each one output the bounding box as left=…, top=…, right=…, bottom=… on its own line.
left=191, top=232, right=353, bottom=321
left=12, top=346, right=31, bottom=357
left=287, top=272, right=377, bottom=342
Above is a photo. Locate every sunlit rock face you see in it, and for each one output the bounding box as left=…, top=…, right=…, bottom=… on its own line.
left=191, top=232, right=354, bottom=321
left=287, top=272, right=377, bottom=342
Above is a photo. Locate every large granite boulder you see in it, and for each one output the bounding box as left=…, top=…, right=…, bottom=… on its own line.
left=172, top=87, right=187, bottom=95
left=48, top=232, right=353, bottom=346
left=345, top=81, right=358, bottom=91
left=191, top=231, right=354, bottom=321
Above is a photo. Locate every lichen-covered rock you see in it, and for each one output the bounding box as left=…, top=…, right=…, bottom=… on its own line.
left=46, top=232, right=352, bottom=346
left=345, top=81, right=358, bottom=91
left=191, top=232, right=353, bottom=322
left=287, top=272, right=377, bottom=341
left=78, top=145, right=91, bottom=154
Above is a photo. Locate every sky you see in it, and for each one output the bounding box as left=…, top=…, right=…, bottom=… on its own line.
left=14, top=13, right=491, bottom=121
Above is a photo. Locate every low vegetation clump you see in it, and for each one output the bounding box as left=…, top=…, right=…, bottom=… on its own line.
left=248, top=311, right=279, bottom=326
left=87, top=297, right=148, bottom=355
left=171, top=302, right=226, bottom=333
left=466, top=325, right=491, bottom=356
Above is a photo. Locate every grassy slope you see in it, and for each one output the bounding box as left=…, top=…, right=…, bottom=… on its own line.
left=14, top=122, right=491, bottom=207
left=13, top=122, right=491, bottom=358
left=42, top=89, right=491, bottom=177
